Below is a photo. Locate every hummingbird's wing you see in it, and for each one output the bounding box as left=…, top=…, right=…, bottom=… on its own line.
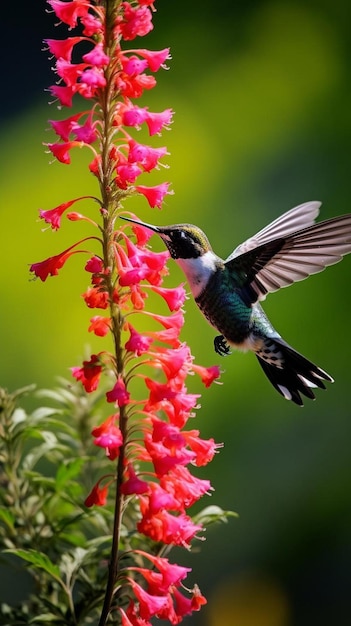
left=226, top=201, right=321, bottom=261
left=225, top=209, right=351, bottom=304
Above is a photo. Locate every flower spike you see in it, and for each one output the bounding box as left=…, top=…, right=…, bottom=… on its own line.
left=36, top=2, right=223, bottom=624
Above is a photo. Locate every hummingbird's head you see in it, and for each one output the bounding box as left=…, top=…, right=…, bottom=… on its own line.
left=120, top=216, right=212, bottom=259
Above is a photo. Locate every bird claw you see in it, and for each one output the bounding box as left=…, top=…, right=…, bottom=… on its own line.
left=214, top=335, right=231, bottom=356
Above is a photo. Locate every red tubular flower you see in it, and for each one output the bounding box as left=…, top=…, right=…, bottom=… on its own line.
left=41, top=3, right=221, bottom=624
left=71, top=354, right=103, bottom=393
left=182, top=431, right=222, bottom=466
left=160, top=466, right=213, bottom=508
left=30, top=236, right=99, bottom=281
left=120, top=606, right=152, bottom=626
left=88, top=315, right=111, bottom=336
left=30, top=243, right=81, bottom=280
left=82, top=286, right=109, bottom=309
left=192, top=363, right=222, bottom=387
left=138, top=508, right=202, bottom=548
left=84, top=481, right=109, bottom=507
left=172, top=586, right=207, bottom=618
left=135, top=551, right=191, bottom=591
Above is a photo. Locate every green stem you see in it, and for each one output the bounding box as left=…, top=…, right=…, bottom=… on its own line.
left=98, top=2, right=127, bottom=624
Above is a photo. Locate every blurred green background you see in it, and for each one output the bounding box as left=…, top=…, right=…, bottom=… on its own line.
left=1, top=0, right=351, bottom=624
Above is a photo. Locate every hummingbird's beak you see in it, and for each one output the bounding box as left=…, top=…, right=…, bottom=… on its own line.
left=120, top=215, right=160, bottom=233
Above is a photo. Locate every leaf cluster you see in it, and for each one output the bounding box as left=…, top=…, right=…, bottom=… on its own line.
left=0, top=381, right=116, bottom=625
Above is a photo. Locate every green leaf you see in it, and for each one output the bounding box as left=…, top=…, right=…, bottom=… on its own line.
left=5, top=548, right=61, bottom=581
left=30, top=406, right=64, bottom=421
left=55, top=458, right=86, bottom=492
left=29, top=613, right=64, bottom=624
left=193, top=505, right=238, bottom=527
left=0, top=508, right=15, bottom=531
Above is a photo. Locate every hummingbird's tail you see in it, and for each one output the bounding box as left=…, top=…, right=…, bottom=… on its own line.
left=255, top=337, right=333, bottom=406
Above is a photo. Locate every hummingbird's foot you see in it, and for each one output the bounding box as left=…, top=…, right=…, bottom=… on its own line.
left=214, top=334, right=231, bottom=356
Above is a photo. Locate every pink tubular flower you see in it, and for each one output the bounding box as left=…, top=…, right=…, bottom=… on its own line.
left=39, top=200, right=76, bottom=230
left=125, top=324, right=153, bottom=355
left=129, top=580, right=168, bottom=620
left=145, top=108, right=174, bottom=135
left=49, top=84, right=77, bottom=107
left=92, top=414, right=123, bottom=460
left=136, top=48, right=171, bottom=72
left=119, top=3, right=154, bottom=40
left=121, top=463, right=149, bottom=495
left=106, top=377, right=130, bottom=406
left=40, top=3, right=222, bottom=624
left=45, top=37, right=86, bottom=62
left=49, top=113, right=84, bottom=141
left=135, top=182, right=172, bottom=209
left=149, top=284, right=187, bottom=311
left=116, top=162, right=142, bottom=188
left=192, top=363, right=222, bottom=387
left=71, top=111, right=97, bottom=143
left=85, top=255, right=103, bottom=273
left=122, top=105, right=174, bottom=135
left=128, top=140, right=168, bottom=172
left=46, top=140, right=82, bottom=164
left=82, top=42, right=110, bottom=66
left=39, top=195, right=94, bottom=230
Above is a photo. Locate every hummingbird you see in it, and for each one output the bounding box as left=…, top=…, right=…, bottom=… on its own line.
left=121, top=201, right=351, bottom=405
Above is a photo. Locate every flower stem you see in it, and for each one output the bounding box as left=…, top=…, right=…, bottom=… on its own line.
left=98, top=4, right=128, bottom=622
left=98, top=410, right=127, bottom=626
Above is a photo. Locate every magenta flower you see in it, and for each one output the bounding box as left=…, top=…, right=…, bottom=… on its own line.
left=106, top=377, right=131, bottom=407
left=135, top=182, right=172, bottom=209
left=92, top=415, right=123, bottom=460
left=36, top=1, right=223, bottom=624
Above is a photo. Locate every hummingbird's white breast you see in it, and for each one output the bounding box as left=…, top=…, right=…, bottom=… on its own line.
left=176, top=250, right=218, bottom=298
